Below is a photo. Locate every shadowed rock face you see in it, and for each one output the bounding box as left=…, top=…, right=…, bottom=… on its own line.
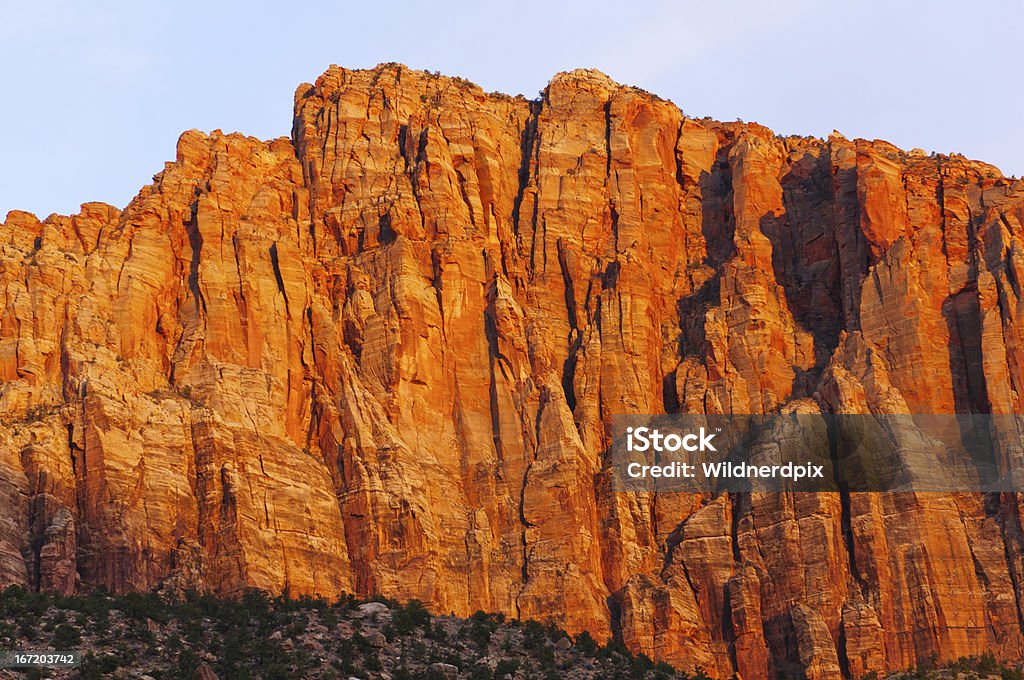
left=2, top=63, right=1024, bottom=678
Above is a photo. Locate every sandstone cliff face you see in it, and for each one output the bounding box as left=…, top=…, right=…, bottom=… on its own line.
left=3, top=64, right=1024, bottom=678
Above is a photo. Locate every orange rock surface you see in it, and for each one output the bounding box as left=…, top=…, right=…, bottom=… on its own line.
left=3, top=64, right=1024, bottom=677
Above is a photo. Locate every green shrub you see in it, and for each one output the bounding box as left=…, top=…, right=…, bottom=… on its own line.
left=120, top=591, right=167, bottom=624
left=18, top=618, right=37, bottom=641
left=264, top=663, right=291, bottom=680
left=79, top=652, right=120, bottom=680
left=394, top=599, right=431, bottom=634
left=631, top=652, right=654, bottom=679
left=598, top=638, right=631, bottom=661
left=0, top=585, right=46, bottom=617
left=495, top=659, right=520, bottom=678
left=52, top=622, right=81, bottom=648
left=468, top=618, right=493, bottom=649
left=363, top=652, right=382, bottom=671
left=652, top=660, right=677, bottom=679
left=469, top=664, right=494, bottom=680
left=575, top=630, right=598, bottom=656
left=429, top=623, right=448, bottom=642
left=522, top=619, right=547, bottom=649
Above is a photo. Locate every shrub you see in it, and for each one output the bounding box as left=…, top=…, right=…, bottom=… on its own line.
left=264, top=663, right=291, bottom=680
left=652, top=661, right=677, bottom=679
left=495, top=659, right=520, bottom=678
left=393, top=599, right=431, bottom=634
left=79, top=653, right=120, bottom=680
left=598, top=638, right=631, bottom=661
left=120, top=591, right=167, bottom=624
left=0, top=585, right=46, bottom=617
left=522, top=619, right=547, bottom=649
left=469, top=664, right=494, bottom=680
left=241, top=588, right=272, bottom=614
left=363, top=652, right=382, bottom=671
left=52, top=622, right=82, bottom=648
left=428, top=623, right=448, bottom=642
left=941, top=654, right=1024, bottom=680
left=333, top=639, right=355, bottom=674
left=537, top=643, right=556, bottom=669
left=631, top=652, right=654, bottom=679
left=575, top=630, right=598, bottom=656
left=468, top=618, right=493, bottom=649
left=19, top=618, right=37, bottom=641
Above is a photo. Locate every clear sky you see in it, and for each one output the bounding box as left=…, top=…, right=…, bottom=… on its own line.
left=2, top=0, right=1021, bottom=218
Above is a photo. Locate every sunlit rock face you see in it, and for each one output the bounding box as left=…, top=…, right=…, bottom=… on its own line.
left=3, top=63, right=1024, bottom=678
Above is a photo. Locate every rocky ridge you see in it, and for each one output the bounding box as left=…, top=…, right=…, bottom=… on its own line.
left=0, top=585, right=694, bottom=680
left=2, top=63, right=1024, bottom=678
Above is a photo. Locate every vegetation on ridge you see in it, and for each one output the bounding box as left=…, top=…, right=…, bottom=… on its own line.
left=0, top=585, right=704, bottom=679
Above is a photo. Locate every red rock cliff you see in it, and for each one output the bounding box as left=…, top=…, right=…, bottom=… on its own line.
left=2, top=64, right=1024, bottom=678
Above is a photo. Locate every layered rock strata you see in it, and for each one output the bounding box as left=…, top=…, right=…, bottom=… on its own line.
left=3, top=64, right=1024, bottom=677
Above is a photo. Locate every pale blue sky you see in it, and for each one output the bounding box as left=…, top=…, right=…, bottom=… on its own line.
left=2, top=0, right=1021, bottom=218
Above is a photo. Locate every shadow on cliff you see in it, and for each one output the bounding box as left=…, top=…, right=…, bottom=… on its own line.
left=666, top=157, right=734, bottom=413
left=761, top=150, right=844, bottom=397
left=943, top=285, right=992, bottom=415
left=669, top=151, right=845, bottom=411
